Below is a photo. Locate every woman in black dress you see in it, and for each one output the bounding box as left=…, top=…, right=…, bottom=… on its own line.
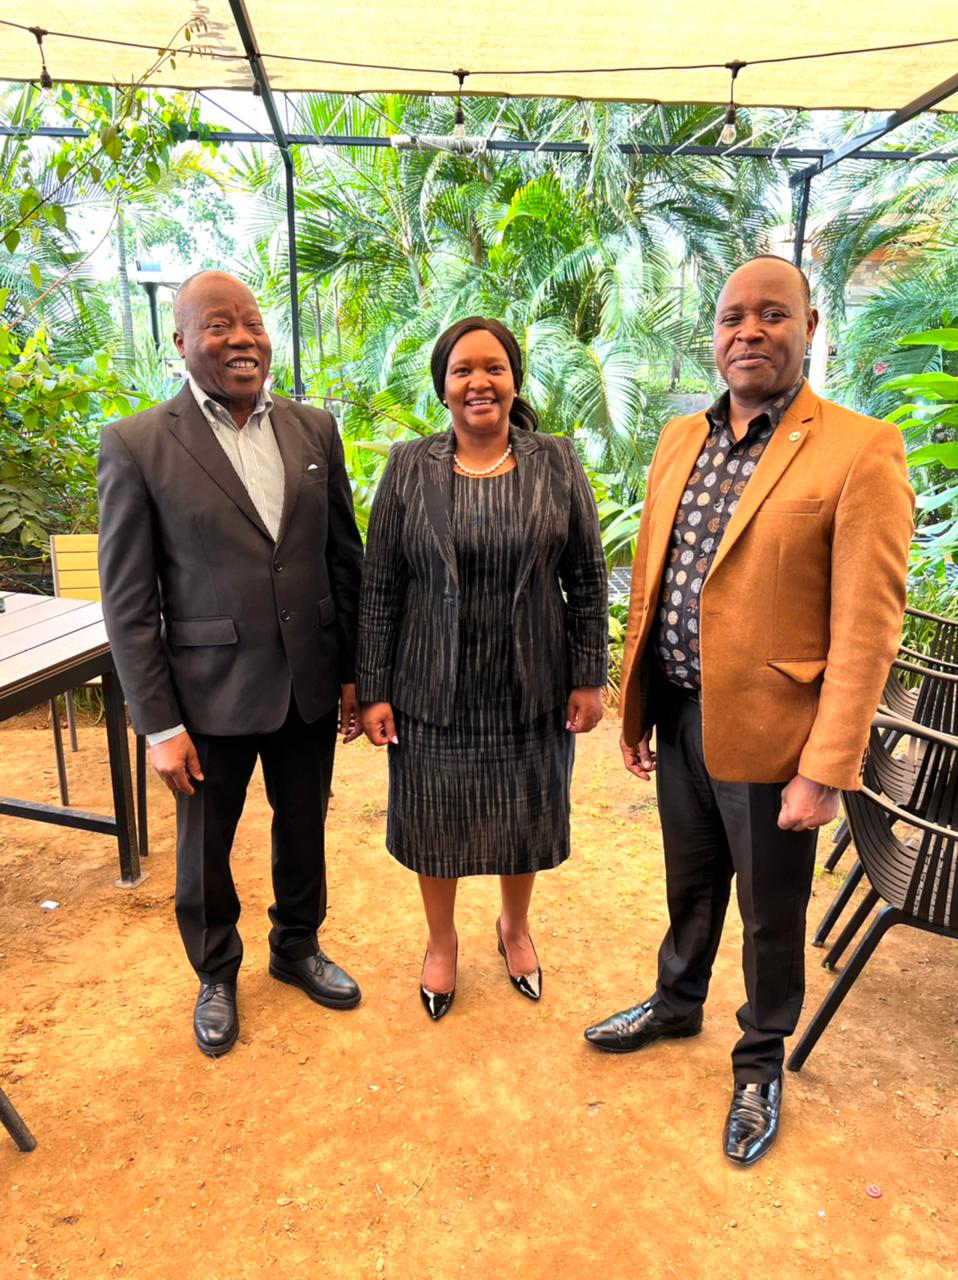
left=357, top=318, right=607, bottom=1019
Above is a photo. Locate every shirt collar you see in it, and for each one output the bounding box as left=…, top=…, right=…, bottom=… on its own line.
left=187, top=374, right=272, bottom=428
left=706, top=376, right=805, bottom=439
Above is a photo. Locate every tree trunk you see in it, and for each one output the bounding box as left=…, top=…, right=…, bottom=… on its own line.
left=115, top=207, right=135, bottom=366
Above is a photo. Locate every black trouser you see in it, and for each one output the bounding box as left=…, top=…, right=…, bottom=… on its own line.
left=174, top=700, right=338, bottom=985
left=653, top=680, right=818, bottom=1083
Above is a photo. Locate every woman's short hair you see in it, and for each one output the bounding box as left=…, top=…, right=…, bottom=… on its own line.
left=430, top=317, right=539, bottom=432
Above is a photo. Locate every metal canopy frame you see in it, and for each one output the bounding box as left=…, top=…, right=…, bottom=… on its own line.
left=6, top=11, right=958, bottom=396
left=790, top=68, right=958, bottom=266
left=226, top=0, right=303, bottom=395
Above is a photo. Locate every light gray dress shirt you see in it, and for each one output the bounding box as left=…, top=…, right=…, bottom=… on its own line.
left=147, top=376, right=287, bottom=746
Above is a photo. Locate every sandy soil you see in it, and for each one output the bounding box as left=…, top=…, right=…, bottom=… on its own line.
left=1, top=708, right=956, bottom=1280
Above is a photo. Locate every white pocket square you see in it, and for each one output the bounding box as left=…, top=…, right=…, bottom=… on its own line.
left=307, top=463, right=318, bottom=470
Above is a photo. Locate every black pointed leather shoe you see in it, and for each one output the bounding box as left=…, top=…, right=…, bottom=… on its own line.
left=269, top=950, right=361, bottom=1009
left=724, top=1076, right=782, bottom=1166
left=583, top=998, right=702, bottom=1054
left=193, top=982, right=239, bottom=1057
left=496, top=917, right=542, bottom=1001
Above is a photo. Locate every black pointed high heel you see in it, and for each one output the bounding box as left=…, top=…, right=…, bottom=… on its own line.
left=420, top=938, right=457, bottom=1021
left=496, top=917, right=542, bottom=1002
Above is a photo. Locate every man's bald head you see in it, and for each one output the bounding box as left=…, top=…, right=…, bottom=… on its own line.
left=722, top=256, right=812, bottom=310
left=173, top=270, right=257, bottom=331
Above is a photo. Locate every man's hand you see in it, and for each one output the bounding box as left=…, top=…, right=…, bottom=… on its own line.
left=778, top=774, right=840, bottom=831
left=150, top=731, right=204, bottom=796
left=360, top=701, right=398, bottom=747
left=339, top=683, right=362, bottom=743
left=566, top=687, right=604, bottom=734
left=621, top=729, right=656, bottom=780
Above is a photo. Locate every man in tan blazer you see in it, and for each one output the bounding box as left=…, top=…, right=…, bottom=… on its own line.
left=584, top=256, right=913, bottom=1165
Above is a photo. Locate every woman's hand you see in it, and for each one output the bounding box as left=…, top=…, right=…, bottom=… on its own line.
left=360, top=701, right=399, bottom=746
left=565, top=686, right=604, bottom=734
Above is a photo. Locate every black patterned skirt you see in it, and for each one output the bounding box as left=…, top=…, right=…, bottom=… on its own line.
left=386, top=701, right=574, bottom=878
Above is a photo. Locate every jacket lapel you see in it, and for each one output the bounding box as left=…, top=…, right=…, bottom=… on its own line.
left=166, top=383, right=273, bottom=540
left=270, top=396, right=303, bottom=546
left=644, top=417, right=711, bottom=603
left=706, top=383, right=819, bottom=582
left=421, top=431, right=459, bottom=586
left=512, top=430, right=548, bottom=602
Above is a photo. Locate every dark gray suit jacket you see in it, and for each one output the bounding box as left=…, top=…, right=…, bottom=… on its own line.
left=97, top=383, right=363, bottom=737
left=356, top=428, right=607, bottom=725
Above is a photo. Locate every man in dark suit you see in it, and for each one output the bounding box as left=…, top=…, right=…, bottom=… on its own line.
left=97, top=271, right=365, bottom=1056
left=584, top=257, right=913, bottom=1164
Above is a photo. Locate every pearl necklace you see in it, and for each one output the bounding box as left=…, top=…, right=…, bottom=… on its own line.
left=453, top=443, right=513, bottom=477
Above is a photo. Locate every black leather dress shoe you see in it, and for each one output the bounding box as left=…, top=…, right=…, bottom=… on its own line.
left=269, top=950, right=361, bottom=1009
left=193, top=982, right=239, bottom=1057
left=583, top=999, right=702, bottom=1054
left=724, top=1076, right=782, bottom=1166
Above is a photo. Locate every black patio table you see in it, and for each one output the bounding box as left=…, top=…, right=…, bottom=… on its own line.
left=0, top=591, right=143, bottom=887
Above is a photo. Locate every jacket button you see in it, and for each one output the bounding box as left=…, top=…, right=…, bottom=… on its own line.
left=273, top=561, right=284, bottom=572
left=280, top=609, right=291, bottom=622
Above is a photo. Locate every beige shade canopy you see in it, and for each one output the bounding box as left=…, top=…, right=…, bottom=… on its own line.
left=3, top=1, right=958, bottom=112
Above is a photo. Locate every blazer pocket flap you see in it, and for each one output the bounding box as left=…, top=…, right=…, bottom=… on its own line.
left=762, top=498, right=823, bottom=514
left=167, top=616, right=238, bottom=647
left=318, top=595, right=337, bottom=626
left=768, top=658, right=827, bottom=683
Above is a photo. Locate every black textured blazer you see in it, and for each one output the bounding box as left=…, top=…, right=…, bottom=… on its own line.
left=356, top=427, right=607, bottom=726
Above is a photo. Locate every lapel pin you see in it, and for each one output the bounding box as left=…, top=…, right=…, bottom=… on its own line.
left=788, top=431, right=801, bottom=442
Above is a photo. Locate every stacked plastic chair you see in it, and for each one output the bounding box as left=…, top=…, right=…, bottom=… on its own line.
left=789, top=711, right=958, bottom=1070
left=812, top=621, right=958, bottom=946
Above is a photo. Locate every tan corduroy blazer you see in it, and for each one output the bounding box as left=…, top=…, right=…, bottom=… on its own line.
left=621, top=382, right=914, bottom=790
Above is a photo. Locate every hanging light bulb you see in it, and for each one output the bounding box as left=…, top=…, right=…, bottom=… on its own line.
left=453, top=69, right=467, bottom=141
left=29, top=27, right=54, bottom=101
left=719, top=103, right=737, bottom=146
left=719, top=60, right=745, bottom=147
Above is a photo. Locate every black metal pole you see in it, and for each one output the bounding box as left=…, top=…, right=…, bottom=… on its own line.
left=793, top=173, right=812, bottom=270
left=282, top=153, right=302, bottom=398
left=227, top=0, right=304, bottom=399
left=143, top=282, right=161, bottom=350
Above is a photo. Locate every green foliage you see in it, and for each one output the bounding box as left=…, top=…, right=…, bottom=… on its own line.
left=0, top=322, right=145, bottom=558
left=881, top=326, right=958, bottom=578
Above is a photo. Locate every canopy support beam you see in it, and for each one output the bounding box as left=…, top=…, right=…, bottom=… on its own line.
left=790, top=70, right=958, bottom=187
left=227, top=0, right=303, bottom=398
left=4, top=125, right=957, bottom=164
left=792, top=172, right=812, bottom=269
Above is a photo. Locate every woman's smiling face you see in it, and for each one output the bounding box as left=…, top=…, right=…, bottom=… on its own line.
left=443, top=329, right=516, bottom=436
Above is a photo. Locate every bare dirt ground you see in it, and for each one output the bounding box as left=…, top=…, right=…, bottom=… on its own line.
left=1, top=708, right=956, bottom=1280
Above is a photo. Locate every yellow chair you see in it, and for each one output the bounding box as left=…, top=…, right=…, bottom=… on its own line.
left=49, top=534, right=149, bottom=855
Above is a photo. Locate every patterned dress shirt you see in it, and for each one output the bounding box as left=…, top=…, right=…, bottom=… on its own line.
left=655, top=377, right=805, bottom=691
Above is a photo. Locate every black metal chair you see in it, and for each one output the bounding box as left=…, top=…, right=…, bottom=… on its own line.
left=814, top=656, right=958, bottom=940
left=903, top=604, right=958, bottom=669
left=789, top=713, right=958, bottom=1071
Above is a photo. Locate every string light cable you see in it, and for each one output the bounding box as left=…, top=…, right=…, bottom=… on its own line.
left=3, top=18, right=958, bottom=86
